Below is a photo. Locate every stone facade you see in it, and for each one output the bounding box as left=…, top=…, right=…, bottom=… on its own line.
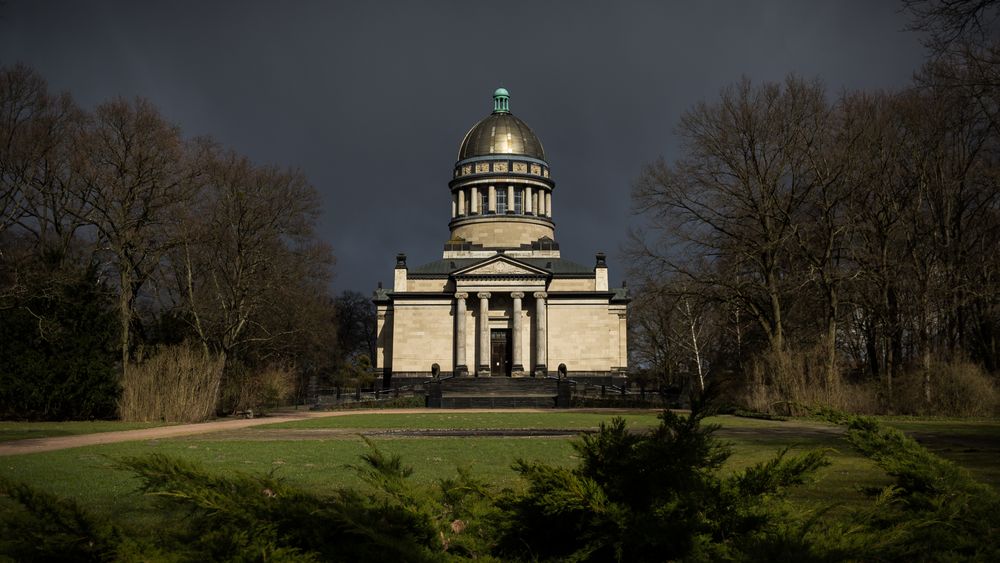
left=374, top=89, right=628, bottom=380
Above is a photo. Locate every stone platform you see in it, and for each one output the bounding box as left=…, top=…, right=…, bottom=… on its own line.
left=384, top=374, right=628, bottom=409
left=433, top=377, right=559, bottom=408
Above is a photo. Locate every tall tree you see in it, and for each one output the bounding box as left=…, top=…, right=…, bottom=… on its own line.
left=0, top=64, right=47, bottom=234
left=633, top=76, right=828, bottom=358
left=842, top=91, right=915, bottom=397
left=78, top=98, right=201, bottom=371
left=167, top=150, right=333, bottom=369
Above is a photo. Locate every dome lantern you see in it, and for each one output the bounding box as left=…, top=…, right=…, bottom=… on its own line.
left=493, top=87, right=510, bottom=114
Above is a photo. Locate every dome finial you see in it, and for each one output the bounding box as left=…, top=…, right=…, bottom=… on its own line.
left=493, top=87, right=510, bottom=114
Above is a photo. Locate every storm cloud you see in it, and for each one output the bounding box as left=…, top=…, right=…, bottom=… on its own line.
left=0, top=0, right=927, bottom=292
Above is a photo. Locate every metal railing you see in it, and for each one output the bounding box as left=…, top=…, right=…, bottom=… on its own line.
left=313, top=374, right=458, bottom=406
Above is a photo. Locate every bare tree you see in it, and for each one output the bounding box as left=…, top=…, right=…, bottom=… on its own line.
left=78, top=97, right=202, bottom=371
left=167, top=150, right=332, bottom=369
left=904, top=0, right=1000, bottom=54
left=628, top=285, right=679, bottom=387
left=1, top=64, right=341, bottom=417
left=12, top=88, right=90, bottom=261
left=633, top=76, right=829, bottom=358
left=842, top=92, right=916, bottom=399
left=0, top=64, right=49, bottom=233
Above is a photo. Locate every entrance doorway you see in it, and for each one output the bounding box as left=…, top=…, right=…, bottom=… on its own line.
left=490, top=329, right=512, bottom=376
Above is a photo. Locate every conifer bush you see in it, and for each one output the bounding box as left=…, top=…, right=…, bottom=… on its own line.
left=492, top=401, right=830, bottom=561
left=834, top=414, right=1000, bottom=561
left=0, top=264, right=119, bottom=420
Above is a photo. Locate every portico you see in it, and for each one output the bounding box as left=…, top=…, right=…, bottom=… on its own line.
left=452, top=286, right=547, bottom=377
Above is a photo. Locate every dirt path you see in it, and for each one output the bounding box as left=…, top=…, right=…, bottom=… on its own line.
left=0, top=408, right=563, bottom=456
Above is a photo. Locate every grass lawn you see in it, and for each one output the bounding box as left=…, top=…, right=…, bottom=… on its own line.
left=1, top=411, right=996, bottom=534
left=0, top=421, right=169, bottom=443
left=0, top=435, right=580, bottom=531
left=881, top=418, right=1000, bottom=485
left=261, top=411, right=665, bottom=430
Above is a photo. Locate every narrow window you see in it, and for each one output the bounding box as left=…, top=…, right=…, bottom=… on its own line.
left=497, top=191, right=507, bottom=214
left=514, top=190, right=523, bottom=213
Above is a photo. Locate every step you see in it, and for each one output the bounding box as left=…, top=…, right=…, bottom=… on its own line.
left=441, top=378, right=555, bottom=391
left=438, top=396, right=558, bottom=409
left=443, top=393, right=556, bottom=399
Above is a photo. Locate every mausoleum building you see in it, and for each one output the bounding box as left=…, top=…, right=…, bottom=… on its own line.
left=374, top=88, right=628, bottom=381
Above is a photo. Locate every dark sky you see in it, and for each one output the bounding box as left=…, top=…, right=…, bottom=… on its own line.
left=1, top=1, right=927, bottom=294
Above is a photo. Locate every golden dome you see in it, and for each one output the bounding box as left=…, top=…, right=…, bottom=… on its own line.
left=457, top=89, right=545, bottom=161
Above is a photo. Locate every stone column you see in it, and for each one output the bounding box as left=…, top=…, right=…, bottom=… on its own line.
left=525, top=186, right=533, bottom=214
left=457, top=189, right=466, bottom=216
left=507, top=185, right=515, bottom=213
left=451, top=193, right=457, bottom=218
left=538, top=190, right=546, bottom=217
left=454, top=292, right=468, bottom=376
left=488, top=186, right=496, bottom=213
left=511, top=292, right=524, bottom=375
left=618, top=312, right=628, bottom=370
left=546, top=192, right=552, bottom=218
left=477, top=292, right=491, bottom=376
left=533, top=292, right=548, bottom=376
left=471, top=187, right=479, bottom=214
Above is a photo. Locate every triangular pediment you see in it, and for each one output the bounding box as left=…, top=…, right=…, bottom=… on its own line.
left=453, top=255, right=549, bottom=278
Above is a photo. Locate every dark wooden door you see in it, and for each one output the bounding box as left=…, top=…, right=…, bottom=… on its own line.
left=491, top=329, right=511, bottom=376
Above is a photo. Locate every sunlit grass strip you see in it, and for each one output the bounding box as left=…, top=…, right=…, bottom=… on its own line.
left=262, top=412, right=662, bottom=430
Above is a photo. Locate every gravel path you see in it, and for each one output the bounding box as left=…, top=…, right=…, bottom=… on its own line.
left=0, top=408, right=561, bottom=456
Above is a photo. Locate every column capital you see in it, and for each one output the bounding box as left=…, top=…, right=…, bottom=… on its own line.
left=454, top=292, right=468, bottom=300
left=477, top=292, right=492, bottom=299
left=510, top=291, right=524, bottom=299
left=532, top=291, right=547, bottom=299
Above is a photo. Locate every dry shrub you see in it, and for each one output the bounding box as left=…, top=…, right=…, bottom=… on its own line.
left=838, top=381, right=882, bottom=414
left=119, top=345, right=224, bottom=422
left=894, top=361, right=999, bottom=417
left=742, top=346, right=880, bottom=415
left=221, top=363, right=298, bottom=413
left=742, top=349, right=998, bottom=417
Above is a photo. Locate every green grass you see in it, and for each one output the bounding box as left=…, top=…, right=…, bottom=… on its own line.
left=261, top=411, right=664, bottom=430
left=882, top=418, right=1000, bottom=435
left=1, top=411, right=996, bottom=535
left=882, top=418, right=1000, bottom=485
left=0, top=436, right=580, bottom=530
left=0, top=421, right=168, bottom=443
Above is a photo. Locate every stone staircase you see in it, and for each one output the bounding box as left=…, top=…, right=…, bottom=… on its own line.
left=433, top=377, right=560, bottom=408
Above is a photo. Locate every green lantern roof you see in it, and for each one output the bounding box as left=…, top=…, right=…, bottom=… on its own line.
left=493, top=87, right=510, bottom=114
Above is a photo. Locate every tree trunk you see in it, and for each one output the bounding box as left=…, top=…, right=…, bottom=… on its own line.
left=825, top=288, right=839, bottom=388
left=766, top=266, right=785, bottom=355
left=683, top=299, right=705, bottom=393
left=865, top=315, right=880, bottom=379
left=920, top=290, right=932, bottom=408
left=886, top=284, right=901, bottom=405
left=118, top=267, right=134, bottom=379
